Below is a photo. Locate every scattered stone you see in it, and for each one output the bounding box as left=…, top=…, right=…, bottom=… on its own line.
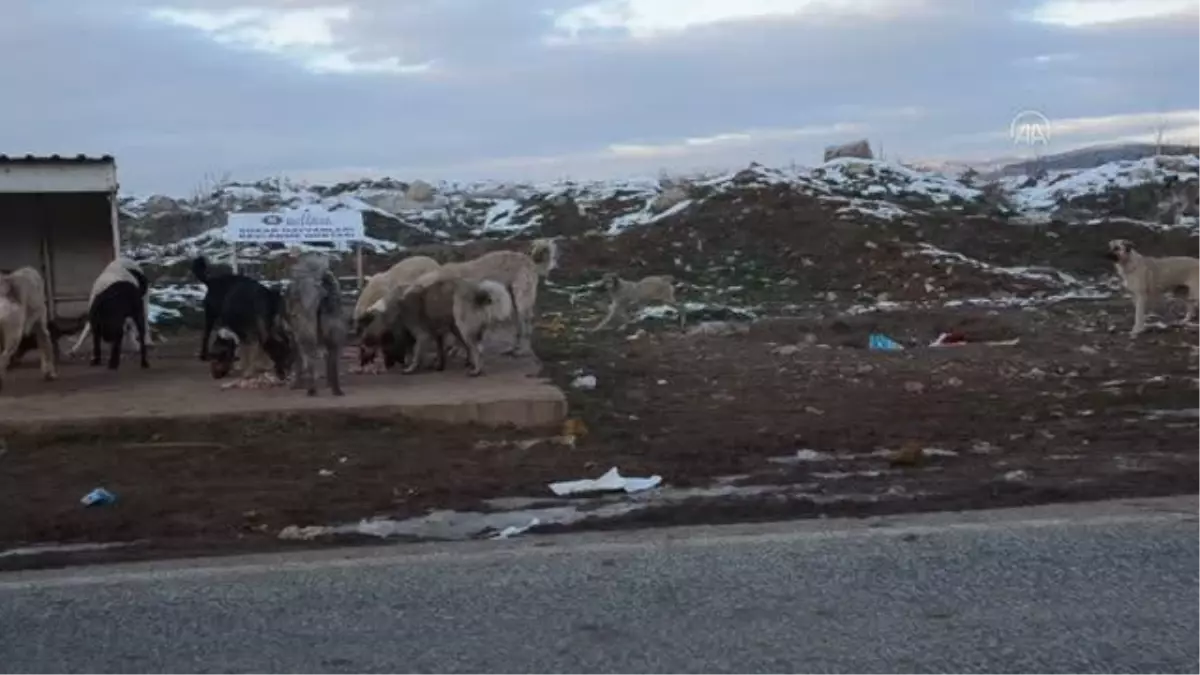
left=944, top=376, right=963, bottom=387
left=889, top=441, right=925, bottom=467
left=773, top=344, right=803, bottom=356
left=1003, top=470, right=1029, bottom=482
left=903, top=381, right=926, bottom=394
left=804, top=406, right=825, bottom=416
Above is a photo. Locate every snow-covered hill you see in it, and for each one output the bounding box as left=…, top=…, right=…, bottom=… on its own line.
left=121, top=154, right=1198, bottom=326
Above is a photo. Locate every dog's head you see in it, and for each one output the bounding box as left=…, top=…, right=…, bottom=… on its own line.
left=356, top=306, right=389, bottom=364
left=530, top=238, right=559, bottom=276
left=1107, top=239, right=1136, bottom=264
left=600, top=272, right=620, bottom=293
left=208, top=327, right=239, bottom=379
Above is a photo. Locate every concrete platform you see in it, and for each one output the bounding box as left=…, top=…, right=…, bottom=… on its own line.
left=0, top=336, right=567, bottom=431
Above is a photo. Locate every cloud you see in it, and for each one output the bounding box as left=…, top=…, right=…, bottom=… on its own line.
left=1017, top=0, right=1198, bottom=27
left=0, top=0, right=1194, bottom=194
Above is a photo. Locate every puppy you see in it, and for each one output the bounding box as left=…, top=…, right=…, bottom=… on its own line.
left=388, top=270, right=513, bottom=377
left=592, top=273, right=684, bottom=331
left=1107, top=239, right=1200, bottom=336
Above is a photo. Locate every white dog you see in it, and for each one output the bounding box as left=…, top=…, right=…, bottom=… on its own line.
left=1107, top=238, right=1200, bottom=336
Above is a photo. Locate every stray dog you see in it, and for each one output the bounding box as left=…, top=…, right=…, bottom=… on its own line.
left=88, top=279, right=149, bottom=370
left=192, top=256, right=265, bottom=361
left=0, top=267, right=58, bottom=391
left=436, top=238, right=557, bottom=357
left=283, top=253, right=346, bottom=396
left=67, top=258, right=152, bottom=356
left=592, top=273, right=684, bottom=331
left=1107, top=239, right=1200, bottom=336
left=388, top=270, right=513, bottom=377
left=207, top=277, right=290, bottom=381
left=354, top=255, right=441, bottom=370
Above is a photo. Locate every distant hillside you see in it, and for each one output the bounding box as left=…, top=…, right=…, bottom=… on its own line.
left=986, top=143, right=1200, bottom=179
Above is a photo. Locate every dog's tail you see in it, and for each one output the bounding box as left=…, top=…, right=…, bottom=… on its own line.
left=462, top=279, right=513, bottom=326
left=191, top=256, right=210, bottom=284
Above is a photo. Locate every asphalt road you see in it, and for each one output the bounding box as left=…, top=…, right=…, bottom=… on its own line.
left=1, top=497, right=1197, bottom=674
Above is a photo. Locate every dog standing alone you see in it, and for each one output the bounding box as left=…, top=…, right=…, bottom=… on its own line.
left=283, top=253, right=346, bottom=396
left=592, top=273, right=684, bottom=331
left=88, top=276, right=149, bottom=370
left=1107, top=239, right=1200, bottom=336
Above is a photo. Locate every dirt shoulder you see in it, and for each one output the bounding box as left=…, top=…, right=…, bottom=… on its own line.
left=1, top=297, right=1195, bottom=571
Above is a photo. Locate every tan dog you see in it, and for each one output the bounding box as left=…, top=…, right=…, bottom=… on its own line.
left=354, top=255, right=441, bottom=368
left=435, top=239, right=557, bottom=356
left=1107, top=239, right=1200, bottom=336
left=0, top=267, right=58, bottom=391
left=592, top=273, right=684, bottom=331
left=389, top=269, right=514, bottom=376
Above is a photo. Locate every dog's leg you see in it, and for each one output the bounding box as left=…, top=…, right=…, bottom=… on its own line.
left=516, top=287, right=537, bottom=357
left=200, top=310, right=214, bottom=361
left=324, top=340, right=344, bottom=397
left=134, top=308, right=149, bottom=369
left=1130, top=291, right=1148, bottom=337
left=142, top=295, right=154, bottom=346
left=107, top=325, right=122, bottom=370
left=592, top=300, right=620, bottom=332
left=0, top=342, right=17, bottom=392
left=90, top=324, right=103, bottom=366
left=34, top=319, right=58, bottom=380
left=0, top=335, right=19, bottom=392
left=402, top=329, right=431, bottom=375
left=241, top=341, right=261, bottom=380
left=1181, top=285, right=1198, bottom=325
left=454, top=324, right=483, bottom=377
left=434, top=333, right=447, bottom=371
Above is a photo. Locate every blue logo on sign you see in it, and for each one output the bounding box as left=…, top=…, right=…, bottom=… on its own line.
left=262, top=214, right=283, bottom=225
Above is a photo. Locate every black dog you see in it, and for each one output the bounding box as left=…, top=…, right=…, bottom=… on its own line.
left=192, top=256, right=264, bottom=362
left=88, top=279, right=149, bottom=370
left=206, top=276, right=291, bottom=380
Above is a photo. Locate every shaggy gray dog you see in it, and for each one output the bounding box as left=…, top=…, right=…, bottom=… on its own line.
left=283, top=253, right=346, bottom=396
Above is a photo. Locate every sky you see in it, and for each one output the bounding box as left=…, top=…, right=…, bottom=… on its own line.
left=0, top=0, right=1197, bottom=195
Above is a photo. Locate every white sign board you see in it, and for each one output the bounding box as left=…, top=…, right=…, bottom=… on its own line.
left=225, top=208, right=365, bottom=243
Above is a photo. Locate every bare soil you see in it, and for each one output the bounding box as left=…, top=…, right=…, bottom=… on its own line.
left=1, top=296, right=1196, bottom=571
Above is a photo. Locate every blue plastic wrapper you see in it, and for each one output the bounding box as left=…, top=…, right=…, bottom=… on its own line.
left=868, top=333, right=904, bottom=351
left=81, top=487, right=116, bottom=507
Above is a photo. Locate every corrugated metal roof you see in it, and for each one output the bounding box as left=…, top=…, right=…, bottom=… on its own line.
left=0, top=153, right=114, bottom=164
